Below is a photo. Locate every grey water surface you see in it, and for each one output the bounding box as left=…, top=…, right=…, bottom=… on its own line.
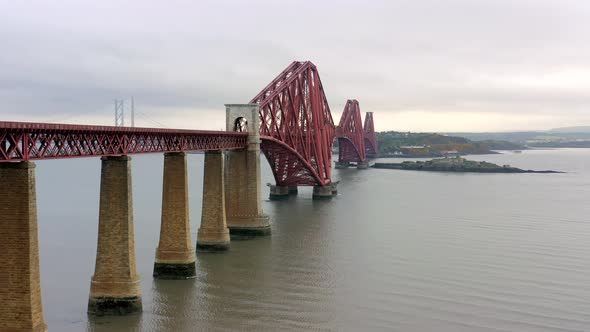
left=36, top=148, right=590, bottom=331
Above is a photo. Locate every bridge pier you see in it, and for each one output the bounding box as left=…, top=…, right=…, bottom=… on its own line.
left=0, top=162, right=47, bottom=332
left=197, top=151, right=231, bottom=251
left=88, top=156, right=142, bottom=316
left=313, top=182, right=338, bottom=200
left=269, top=185, right=298, bottom=199
left=154, top=152, right=196, bottom=279
left=225, top=104, right=271, bottom=237
left=269, top=185, right=289, bottom=200
left=357, top=160, right=369, bottom=169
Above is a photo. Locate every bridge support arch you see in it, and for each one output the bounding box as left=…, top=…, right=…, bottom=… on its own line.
left=224, top=104, right=271, bottom=237
left=0, top=162, right=47, bottom=332
left=88, top=156, right=142, bottom=316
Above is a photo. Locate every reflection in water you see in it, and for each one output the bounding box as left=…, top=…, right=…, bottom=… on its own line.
left=150, top=280, right=197, bottom=332
left=34, top=149, right=590, bottom=331
left=195, top=237, right=274, bottom=330
left=86, top=312, right=142, bottom=332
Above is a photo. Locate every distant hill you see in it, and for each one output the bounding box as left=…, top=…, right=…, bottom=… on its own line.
left=445, top=130, right=590, bottom=148
left=376, top=131, right=525, bottom=157
left=549, top=126, right=590, bottom=133
left=447, top=131, right=543, bottom=143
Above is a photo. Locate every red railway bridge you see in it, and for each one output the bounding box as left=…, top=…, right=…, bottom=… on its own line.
left=0, top=61, right=377, bottom=331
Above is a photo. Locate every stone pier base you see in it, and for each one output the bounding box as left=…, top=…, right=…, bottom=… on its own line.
left=197, top=151, right=230, bottom=252
left=227, top=216, right=272, bottom=237
left=153, top=263, right=196, bottom=279
left=357, top=160, right=370, bottom=169
left=331, top=182, right=339, bottom=196
left=288, top=186, right=298, bottom=195
left=313, top=182, right=338, bottom=200
left=0, top=162, right=47, bottom=332
left=196, top=229, right=230, bottom=252
left=154, top=152, right=196, bottom=279
left=89, top=156, right=142, bottom=316
left=269, top=185, right=289, bottom=200
left=88, top=296, right=142, bottom=316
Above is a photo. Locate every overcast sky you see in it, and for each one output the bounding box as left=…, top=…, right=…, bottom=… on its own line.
left=1, top=0, right=589, bottom=132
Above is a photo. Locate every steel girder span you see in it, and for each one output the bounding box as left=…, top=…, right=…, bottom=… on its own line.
left=0, top=121, right=248, bottom=162
left=335, top=99, right=366, bottom=164
left=251, top=61, right=335, bottom=187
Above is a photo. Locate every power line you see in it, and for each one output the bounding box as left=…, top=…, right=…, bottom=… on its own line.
left=135, top=110, right=169, bottom=128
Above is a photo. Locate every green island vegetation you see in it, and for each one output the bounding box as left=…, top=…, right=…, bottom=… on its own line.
left=376, top=131, right=525, bottom=157
left=372, top=156, right=562, bottom=173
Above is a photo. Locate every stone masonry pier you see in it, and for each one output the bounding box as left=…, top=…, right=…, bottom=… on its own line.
left=88, top=156, right=142, bottom=316
left=154, top=152, right=197, bottom=279
left=197, top=150, right=231, bottom=251
left=224, top=104, right=271, bottom=237
left=0, top=162, right=47, bottom=332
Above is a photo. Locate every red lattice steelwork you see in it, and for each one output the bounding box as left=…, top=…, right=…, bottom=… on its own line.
left=363, top=112, right=378, bottom=158
left=336, top=100, right=366, bottom=163
left=0, top=121, right=248, bottom=162
left=251, top=61, right=335, bottom=187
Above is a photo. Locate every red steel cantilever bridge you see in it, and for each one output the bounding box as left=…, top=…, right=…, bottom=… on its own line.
left=251, top=61, right=377, bottom=186
left=0, top=61, right=377, bottom=187
left=334, top=99, right=378, bottom=166
left=251, top=61, right=335, bottom=187
left=363, top=111, right=378, bottom=158
left=336, top=99, right=366, bottom=165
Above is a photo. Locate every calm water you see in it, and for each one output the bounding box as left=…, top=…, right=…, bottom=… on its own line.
left=36, top=148, right=590, bottom=331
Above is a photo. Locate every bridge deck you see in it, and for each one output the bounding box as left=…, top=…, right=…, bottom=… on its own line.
left=0, top=121, right=248, bottom=162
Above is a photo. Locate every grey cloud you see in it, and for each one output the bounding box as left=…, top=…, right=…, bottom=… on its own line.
left=0, top=0, right=589, bottom=130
